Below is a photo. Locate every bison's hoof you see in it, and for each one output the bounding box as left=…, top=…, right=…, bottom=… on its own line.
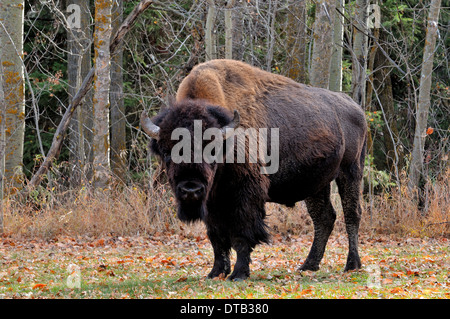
left=298, top=263, right=320, bottom=272
left=207, top=271, right=228, bottom=280
left=227, top=271, right=249, bottom=281
left=344, top=259, right=361, bottom=272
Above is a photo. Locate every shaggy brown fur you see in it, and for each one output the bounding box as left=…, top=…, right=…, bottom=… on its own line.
left=146, top=59, right=367, bottom=280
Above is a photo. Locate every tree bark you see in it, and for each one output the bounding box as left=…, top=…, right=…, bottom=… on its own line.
left=0, top=36, right=5, bottom=234
left=310, top=0, right=335, bottom=89
left=351, top=0, right=369, bottom=106
left=67, top=0, right=93, bottom=186
left=92, top=0, right=113, bottom=190
left=286, top=0, right=308, bottom=83
left=329, top=0, right=344, bottom=92
left=0, top=0, right=25, bottom=190
left=232, top=0, right=246, bottom=60
left=224, top=0, right=236, bottom=60
left=205, top=0, right=217, bottom=61
left=266, top=0, right=279, bottom=72
left=27, top=0, right=154, bottom=189
left=110, top=0, right=127, bottom=184
left=408, top=0, right=442, bottom=193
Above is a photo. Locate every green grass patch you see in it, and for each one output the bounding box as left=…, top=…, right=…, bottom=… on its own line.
left=1, top=234, right=448, bottom=299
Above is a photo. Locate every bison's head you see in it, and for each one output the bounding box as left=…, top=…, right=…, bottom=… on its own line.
left=141, top=99, right=239, bottom=222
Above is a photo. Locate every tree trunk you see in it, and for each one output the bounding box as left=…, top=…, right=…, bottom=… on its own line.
left=0, top=0, right=25, bottom=190
left=266, top=0, right=279, bottom=72
left=92, top=0, right=113, bottom=190
left=0, top=38, right=5, bottom=234
left=224, top=0, right=236, bottom=60
left=408, top=0, right=442, bottom=194
left=232, top=0, right=246, bottom=60
left=205, top=0, right=217, bottom=61
left=67, top=0, right=93, bottom=186
left=286, top=0, right=308, bottom=83
left=310, top=0, right=335, bottom=89
left=110, top=0, right=126, bottom=184
left=329, top=0, right=344, bottom=92
left=351, top=0, right=369, bottom=106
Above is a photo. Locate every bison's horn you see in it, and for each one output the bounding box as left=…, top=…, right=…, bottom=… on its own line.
left=140, top=111, right=160, bottom=140
left=221, top=110, right=240, bottom=139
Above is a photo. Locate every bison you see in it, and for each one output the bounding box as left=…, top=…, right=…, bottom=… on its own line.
left=141, top=59, right=367, bottom=281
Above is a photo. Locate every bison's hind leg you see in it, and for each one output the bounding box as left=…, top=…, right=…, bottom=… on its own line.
left=336, top=167, right=363, bottom=272
left=299, top=184, right=336, bottom=272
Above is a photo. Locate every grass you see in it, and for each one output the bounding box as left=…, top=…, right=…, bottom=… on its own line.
left=0, top=170, right=448, bottom=299
left=1, top=233, right=448, bottom=299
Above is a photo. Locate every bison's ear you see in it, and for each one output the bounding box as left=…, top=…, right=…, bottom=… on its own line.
left=206, top=106, right=234, bottom=127
left=206, top=106, right=240, bottom=139
left=220, top=110, right=240, bottom=139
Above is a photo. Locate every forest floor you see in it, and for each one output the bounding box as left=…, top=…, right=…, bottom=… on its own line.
left=0, top=232, right=448, bottom=299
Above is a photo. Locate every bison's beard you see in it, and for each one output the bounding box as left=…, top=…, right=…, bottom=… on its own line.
left=177, top=201, right=207, bottom=223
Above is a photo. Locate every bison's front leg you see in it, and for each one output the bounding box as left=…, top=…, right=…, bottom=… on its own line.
left=228, top=237, right=253, bottom=281
left=300, top=184, right=336, bottom=271
left=206, top=229, right=231, bottom=279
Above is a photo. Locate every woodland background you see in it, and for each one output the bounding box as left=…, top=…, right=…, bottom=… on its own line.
left=0, top=0, right=448, bottom=239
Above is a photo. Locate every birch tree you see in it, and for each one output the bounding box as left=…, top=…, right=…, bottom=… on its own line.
left=309, top=0, right=335, bottom=89
left=0, top=0, right=25, bottom=190
left=408, top=0, right=442, bottom=194
left=92, top=0, right=113, bottom=189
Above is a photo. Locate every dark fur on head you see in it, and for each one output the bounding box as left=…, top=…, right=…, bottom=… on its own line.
left=150, top=99, right=234, bottom=222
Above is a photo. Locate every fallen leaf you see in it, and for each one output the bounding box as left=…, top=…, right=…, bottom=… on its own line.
left=94, top=239, right=105, bottom=247
left=382, top=278, right=393, bottom=285
left=97, top=264, right=108, bottom=272
left=32, top=283, right=47, bottom=290
left=296, top=288, right=313, bottom=297
left=176, top=276, right=187, bottom=283
left=406, top=270, right=419, bottom=276
left=390, top=287, right=404, bottom=294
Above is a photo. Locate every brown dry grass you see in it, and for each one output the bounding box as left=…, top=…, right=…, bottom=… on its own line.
left=362, top=170, right=450, bottom=238
left=1, top=170, right=448, bottom=240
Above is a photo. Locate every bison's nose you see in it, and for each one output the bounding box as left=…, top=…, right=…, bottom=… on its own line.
left=178, top=184, right=205, bottom=201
